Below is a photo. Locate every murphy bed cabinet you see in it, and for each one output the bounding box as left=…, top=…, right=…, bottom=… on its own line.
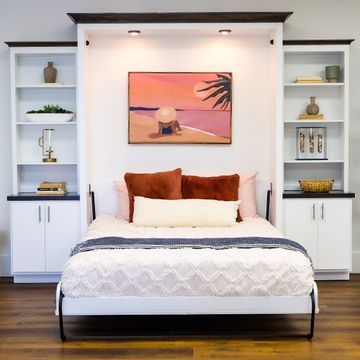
left=9, top=199, right=79, bottom=281
left=6, top=42, right=80, bottom=283
left=283, top=196, right=353, bottom=279
left=282, top=40, right=355, bottom=280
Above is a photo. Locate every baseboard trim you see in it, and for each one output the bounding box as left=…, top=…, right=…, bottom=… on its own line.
left=0, top=254, right=11, bottom=276
left=352, top=251, right=360, bottom=273
left=13, top=273, right=61, bottom=283
left=315, top=272, right=350, bottom=280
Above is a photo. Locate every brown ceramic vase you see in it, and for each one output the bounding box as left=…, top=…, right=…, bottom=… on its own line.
left=44, top=62, right=57, bottom=83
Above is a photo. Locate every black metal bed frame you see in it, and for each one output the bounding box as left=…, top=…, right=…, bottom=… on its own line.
left=58, top=186, right=316, bottom=341
left=58, top=288, right=316, bottom=341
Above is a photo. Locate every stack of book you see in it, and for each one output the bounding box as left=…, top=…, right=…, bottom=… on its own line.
left=36, top=181, right=67, bottom=196
left=295, top=76, right=324, bottom=84
left=299, top=114, right=324, bottom=120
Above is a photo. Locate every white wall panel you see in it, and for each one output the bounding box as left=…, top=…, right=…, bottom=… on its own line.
left=88, top=34, right=272, bottom=216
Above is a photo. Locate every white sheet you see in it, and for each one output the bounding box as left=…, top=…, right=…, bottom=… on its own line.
left=61, top=215, right=314, bottom=298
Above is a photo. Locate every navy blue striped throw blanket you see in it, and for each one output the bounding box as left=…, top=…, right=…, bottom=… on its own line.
left=70, top=236, right=312, bottom=265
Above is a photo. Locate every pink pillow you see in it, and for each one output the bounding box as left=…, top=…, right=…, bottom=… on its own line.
left=238, top=172, right=258, bottom=218
left=114, top=180, right=130, bottom=220
left=115, top=171, right=258, bottom=220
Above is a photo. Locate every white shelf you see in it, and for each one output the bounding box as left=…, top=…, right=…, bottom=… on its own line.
left=17, top=162, right=77, bottom=166
left=16, top=121, right=77, bottom=125
left=15, top=52, right=76, bottom=86
left=10, top=46, right=78, bottom=195
left=284, top=83, right=344, bottom=87
left=16, top=88, right=76, bottom=123
left=284, top=160, right=344, bottom=164
left=284, top=119, right=344, bottom=124
left=16, top=84, right=76, bottom=89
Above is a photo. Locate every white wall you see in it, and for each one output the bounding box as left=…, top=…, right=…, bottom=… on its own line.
left=88, top=32, right=273, bottom=217
left=0, top=0, right=359, bottom=275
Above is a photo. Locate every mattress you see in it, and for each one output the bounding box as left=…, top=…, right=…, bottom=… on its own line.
left=61, top=215, right=314, bottom=298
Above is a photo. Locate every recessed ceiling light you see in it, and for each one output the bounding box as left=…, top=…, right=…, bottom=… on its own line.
left=128, top=30, right=141, bottom=36
left=219, top=29, right=231, bottom=35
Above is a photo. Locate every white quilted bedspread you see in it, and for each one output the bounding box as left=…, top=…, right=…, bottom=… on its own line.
left=61, top=215, right=314, bottom=298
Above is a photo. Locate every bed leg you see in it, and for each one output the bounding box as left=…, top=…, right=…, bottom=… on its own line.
left=307, top=289, right=315, bottom=340
left=58, top=289, right=66, bottom=342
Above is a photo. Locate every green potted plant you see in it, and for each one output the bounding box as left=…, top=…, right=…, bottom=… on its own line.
left=25, top=104, right=74, bottom=123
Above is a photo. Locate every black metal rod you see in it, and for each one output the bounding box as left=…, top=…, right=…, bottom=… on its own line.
left=56, top=307, right=315, bottom=341
left=57, top=332, right=314, bottom=341
left=266, top=189, right=271, bottom=221
left=308, top=289, right=316, bottom=339
left=59, top=289, right=66, bottom=341
left=91, top=191, right=96, bottom=220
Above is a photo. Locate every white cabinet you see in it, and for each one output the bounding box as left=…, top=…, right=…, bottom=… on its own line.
left=11, top=202, right=45, bottom=272
left=284, top=198, right=352, bottom=278
left=317, top=199, right=351, bottom=270
left=10, top=200, right=79, bottom=280
left=283, top=199, right=318, bottom=266
left=44, top=201, right=80, bottom=272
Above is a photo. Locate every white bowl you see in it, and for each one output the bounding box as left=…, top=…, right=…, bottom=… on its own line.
left=25, top=113, right=74, bottom=123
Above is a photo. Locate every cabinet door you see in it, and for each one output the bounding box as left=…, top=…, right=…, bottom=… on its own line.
left=11, top=202, right=45, bottom=272
left=318, top=199, right=352, bottom=270
left=283, top=199, right=318, bottom=267
left=45, top=201, right=79, bottom=272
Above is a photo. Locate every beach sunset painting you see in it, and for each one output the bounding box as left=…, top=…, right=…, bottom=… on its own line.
left=128, top=72, right=232, bottom=144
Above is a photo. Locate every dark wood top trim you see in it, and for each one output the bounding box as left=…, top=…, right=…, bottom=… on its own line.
left=283, top=191, right=355, bottom=199
left=67, top=12, right=293, bottom=24
left=283, top=39, right=355, bottom=46
left=7, top=192, right=80, bottom=201
left=5, top=41, right=77, bottom=48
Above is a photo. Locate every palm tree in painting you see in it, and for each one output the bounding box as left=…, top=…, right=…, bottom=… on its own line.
left=196, top=73, right=231, bottom=110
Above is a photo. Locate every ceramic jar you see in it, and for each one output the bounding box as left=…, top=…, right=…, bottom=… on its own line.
left=44, top=62, right=57, bottom=83
left=306, top=96, right=320, bottom=115
left=325, top=65, right=340, bottom=83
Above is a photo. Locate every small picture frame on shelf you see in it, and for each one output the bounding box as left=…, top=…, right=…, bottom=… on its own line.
left=296, top=127, right=327, bottom=160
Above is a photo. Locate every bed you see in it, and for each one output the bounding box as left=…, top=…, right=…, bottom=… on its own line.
left=55, top=213, right=318, bottom=340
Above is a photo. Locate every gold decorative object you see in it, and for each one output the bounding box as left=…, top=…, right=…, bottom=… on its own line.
left=299, top=114, right=324, bottom=120
left=38, top=128, right=57, bottom=162
left=299, top=180, right=334, bottom=193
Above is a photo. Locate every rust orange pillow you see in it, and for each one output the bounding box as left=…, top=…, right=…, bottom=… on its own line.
left=124, top=168, right=182, bottom=222
left=182, top=174, right=242, bottom=222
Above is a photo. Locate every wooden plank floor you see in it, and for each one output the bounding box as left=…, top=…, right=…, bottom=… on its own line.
left=0, top=276, right=359, bottom=359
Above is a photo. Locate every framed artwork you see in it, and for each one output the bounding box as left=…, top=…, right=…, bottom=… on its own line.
left=128, top=72, right=232, bottom=144
left=296, top=127, right=327, bottom=160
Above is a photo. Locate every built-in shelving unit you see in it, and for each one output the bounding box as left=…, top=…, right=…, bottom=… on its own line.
left=6, top=42, right=80, bottom=283
left=283, top=44, right=349, bottom=192
left=282, top=40, right=354, bottom=280
left=9, top=45, right=78, bottom=193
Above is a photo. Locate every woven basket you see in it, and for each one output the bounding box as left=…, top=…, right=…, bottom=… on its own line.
left=299, top=180, right=334, bottom=193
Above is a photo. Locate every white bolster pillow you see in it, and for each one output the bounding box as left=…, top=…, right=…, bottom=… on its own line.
left=132, top=196, right=240, bottom=227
